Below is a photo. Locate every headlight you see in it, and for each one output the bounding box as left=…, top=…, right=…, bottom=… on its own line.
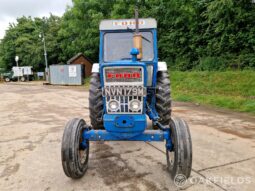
left=108, top=100, right=119, bottom=111
left=129, top=99, right=141, bottom=112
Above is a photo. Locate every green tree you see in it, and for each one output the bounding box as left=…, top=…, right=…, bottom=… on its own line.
left=1, top=0, right=255, bottom=71
left=0, top=15, right=61, bottom=71
left=58, top=0, right=115, bottom=62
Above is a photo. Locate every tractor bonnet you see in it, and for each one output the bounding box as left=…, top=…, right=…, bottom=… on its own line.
left=99, top=18, right=157, bottom=30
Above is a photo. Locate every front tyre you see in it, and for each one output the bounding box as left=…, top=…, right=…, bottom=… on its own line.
left=4, top=77, right=10, bottom=82
left=61, top=118, right=89, bottom=179
left=156, top=71, right=172, bottom=126
left=166, top=117, right=192, bottom=179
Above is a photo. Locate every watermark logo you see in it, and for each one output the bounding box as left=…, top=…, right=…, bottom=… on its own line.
left=174, top=174, right=187, bottom=187
left=173, top=174, right=252, bottom=188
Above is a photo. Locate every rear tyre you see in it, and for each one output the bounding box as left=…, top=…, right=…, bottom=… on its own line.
left=4, top=77, right=10, bottom=82
left=89, top=73, right=104, bottom=129
left=166, top=117, right=192, bottom=180
left=61, top=118, right=89, bottom=179
left=156, top=71, right=172, bottom=126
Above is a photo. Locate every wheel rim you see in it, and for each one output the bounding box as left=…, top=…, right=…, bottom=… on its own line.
left=78, top=144, right=88, bottom=165
left=169, top=151, right=175, bottom=165
left=79, top=148, right=88, bottom=164
left=77, top=129, right=89, bottom=169
left=167, top=125, right=175, bottom=171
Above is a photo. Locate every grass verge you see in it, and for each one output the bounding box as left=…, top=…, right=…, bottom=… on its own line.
left=84, top=77, right=90, bottom=90
left=171, top=70, right=255, bottom=114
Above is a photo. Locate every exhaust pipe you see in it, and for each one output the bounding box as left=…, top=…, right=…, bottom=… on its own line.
left=133, top=7, right=143, bottom=60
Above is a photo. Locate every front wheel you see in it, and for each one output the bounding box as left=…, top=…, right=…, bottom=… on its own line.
left=61, top=118, right=89, bottom=179
left=4, top=77, right=10, bottom=82
left=166, top=117, right=192, bottom=180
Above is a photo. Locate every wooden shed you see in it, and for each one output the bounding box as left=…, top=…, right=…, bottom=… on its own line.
left=67, top=53, right=93, bottom=77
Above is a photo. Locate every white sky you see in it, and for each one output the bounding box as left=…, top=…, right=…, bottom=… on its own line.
left=0, top=0, right=73, bottom=39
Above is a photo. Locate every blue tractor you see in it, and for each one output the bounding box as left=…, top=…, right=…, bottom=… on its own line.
left=61, top=12, right=192, bottom=181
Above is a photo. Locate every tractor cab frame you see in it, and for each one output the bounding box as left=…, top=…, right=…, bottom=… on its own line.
left=89, top=18, right=165, bottom=141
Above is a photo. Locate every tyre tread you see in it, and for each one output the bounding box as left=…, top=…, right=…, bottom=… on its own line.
left=156, top=71, right=172, bottom=126
left=89, top=73, right=104, bottom=129
left=167, top=117, right=192, bottom=179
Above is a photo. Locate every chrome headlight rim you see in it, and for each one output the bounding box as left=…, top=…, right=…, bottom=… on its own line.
left=108, top=99, right=120, bottom=112
left=129, top=99, right=141, bottom=112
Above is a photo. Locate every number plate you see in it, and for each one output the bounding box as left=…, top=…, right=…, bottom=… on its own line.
left=103, top=86, right=146, bottom=96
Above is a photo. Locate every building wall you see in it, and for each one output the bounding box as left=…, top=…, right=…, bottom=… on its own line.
left=50, top=64, right=83, bottom=85
left=70, top=56, right=92, bottom=77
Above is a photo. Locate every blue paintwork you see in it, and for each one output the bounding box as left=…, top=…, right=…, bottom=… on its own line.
left=146, top=103, right=160, bottom=121
left=99, top=29, right=158, bottom=87
left=99, top=29, right=158, bottom=116
left=103, top=114, right=147, bottom=139
left=83, top=129, right=170, bottom=142
left=130, top=48, right=139, bottom=62
left=83, top=24, right=174, bottom=149
left=100, top=61, right=148, bottom=139
left=99, top=61, right=148, bottom=115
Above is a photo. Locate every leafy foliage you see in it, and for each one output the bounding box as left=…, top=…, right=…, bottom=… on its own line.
left=0, top=0, right=255, bottom=71
left=0, top=15, right=61, bottom=71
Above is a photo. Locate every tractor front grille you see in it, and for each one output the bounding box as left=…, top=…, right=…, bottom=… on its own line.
left=103, top=66, right=145, bottom=114
left=105, top=94, right=143, bottom=114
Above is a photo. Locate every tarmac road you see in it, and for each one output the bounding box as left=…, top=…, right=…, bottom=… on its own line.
left=0, top=83, right=255, bottom=191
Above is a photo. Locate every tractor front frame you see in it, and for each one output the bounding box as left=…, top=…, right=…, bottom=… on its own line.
left=82, top=129, right=173, bottom=150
